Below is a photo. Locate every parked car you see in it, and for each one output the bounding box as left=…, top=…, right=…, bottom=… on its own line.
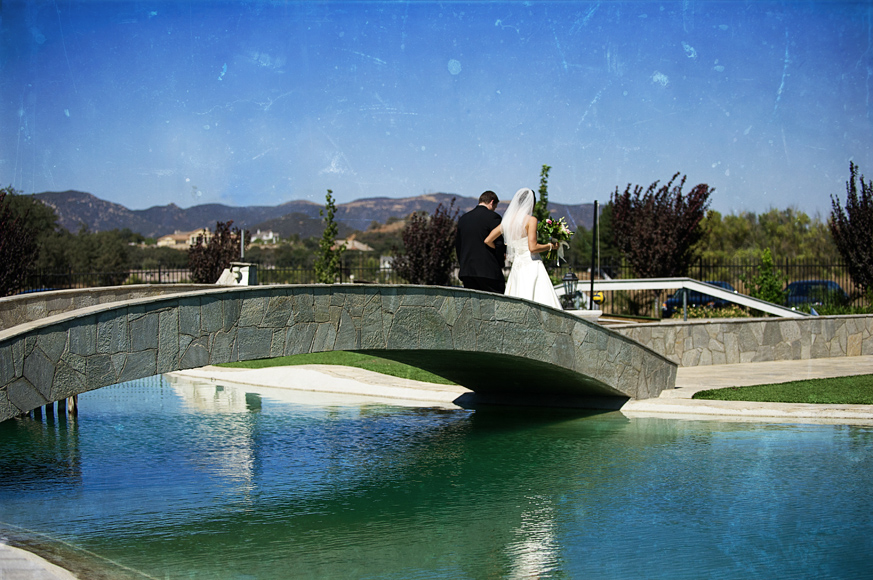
left=662, top=281, right=736, bottom=317
left=784, top=280, right=849, bottom=309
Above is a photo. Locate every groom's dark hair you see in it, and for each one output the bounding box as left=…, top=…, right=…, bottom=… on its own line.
left=479, top=190, right=499, bottom=205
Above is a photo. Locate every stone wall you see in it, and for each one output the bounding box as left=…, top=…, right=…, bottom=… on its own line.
left=613, top=315, right=873, bottom=367
left=0, top=285, right=216, bottom=331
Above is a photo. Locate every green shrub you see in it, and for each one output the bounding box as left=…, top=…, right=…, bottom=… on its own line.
left=793, top=303, right=873, bottom=315
left=669, top=304, right=751, bottom=319
left=743, top=248, right=785, bottom=305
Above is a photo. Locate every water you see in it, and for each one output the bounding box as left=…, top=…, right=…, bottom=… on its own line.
left=1, top=376, right=871, bottom=579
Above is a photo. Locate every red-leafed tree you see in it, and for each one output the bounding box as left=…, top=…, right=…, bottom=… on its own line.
left=393, top=198, right=459, bottom=286
left=187, top=221, right=247, bottom=283
left=830, top=162, right=873, bottom=297
left=611, top=173, right=713, bottom=278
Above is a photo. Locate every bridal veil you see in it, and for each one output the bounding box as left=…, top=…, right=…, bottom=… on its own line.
left=501, top=187, right=535, bottom=262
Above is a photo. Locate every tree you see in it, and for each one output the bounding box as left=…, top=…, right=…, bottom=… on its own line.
left=134, top=245, right=189, bottom=270
left=743, top=248, right=786, bottom=304
left=830, top=162, right=873, bottom=296
left=188, top=221, right=245, bottom=283
left=610, top=172, right=713, bottom=278
left=533, top=164, right=552, bottom=224
left=314, top=189, right=345, bottom=284
left=696, top=209, right=840, bottom=264
left=0, top=186, right=39, bottom=296
left=1, top=188, right=68, bottom=276
left=62, top=226, right=132, bottom=286
left=392, top=198, right=459, bottom=285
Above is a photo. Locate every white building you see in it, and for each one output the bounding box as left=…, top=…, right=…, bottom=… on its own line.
left=251, top=229, right=280, bottom=244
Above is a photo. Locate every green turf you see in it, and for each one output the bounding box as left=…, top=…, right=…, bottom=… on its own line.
left=692, top=374, right=873, bottom=405
left=217, top=351, right=458, bottom=386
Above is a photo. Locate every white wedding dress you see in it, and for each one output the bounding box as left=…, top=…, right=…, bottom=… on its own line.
left=505, top=238, right=562, bottom=309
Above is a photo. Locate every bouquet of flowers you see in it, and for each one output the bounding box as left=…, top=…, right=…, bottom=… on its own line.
left=537, top=216, right=574, bottom=265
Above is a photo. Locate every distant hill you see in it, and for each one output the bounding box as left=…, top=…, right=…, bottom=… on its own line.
left=31, top=190, right=597, bottom=239
left=252, top=211, right=355, bottom=240
left=33, top=191, right=291, bottom=238
left=34, top=190, right=157, bottom=235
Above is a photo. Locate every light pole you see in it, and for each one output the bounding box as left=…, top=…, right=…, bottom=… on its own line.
left=589, top=200, right=598, bottom=310
left=562, top=271, right=578, bottom=308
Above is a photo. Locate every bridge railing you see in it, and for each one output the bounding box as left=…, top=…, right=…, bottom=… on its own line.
left=587, top=278, right=807, bottom=319
left=551, top=259, right=868, bottom=316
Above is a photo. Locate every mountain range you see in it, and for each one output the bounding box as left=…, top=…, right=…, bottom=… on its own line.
left=31, top=190, right=597, bottom=239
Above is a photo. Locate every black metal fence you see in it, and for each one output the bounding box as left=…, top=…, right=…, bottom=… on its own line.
left=22, top=264, right=407, bottom=292
left=555, top=258, right=866, bottom=317
left=258, top=265, right=406, bottom=285
left=20, top=259, right=868, bottom=316
left=24, top=267, right=194, bottom=291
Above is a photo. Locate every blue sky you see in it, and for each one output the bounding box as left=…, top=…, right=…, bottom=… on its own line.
left=1, top=1, right=871, bottom=217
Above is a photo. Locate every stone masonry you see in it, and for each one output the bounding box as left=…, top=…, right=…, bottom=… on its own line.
left=614, top=315, right=873, bottom=367
left=0, top=284, right=216, bottom=331
left=0, top=285, right=677, bottom=422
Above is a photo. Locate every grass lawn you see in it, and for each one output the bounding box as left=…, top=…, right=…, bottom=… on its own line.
left=693, top=374, right=873, bottom=405
left=217, top=351, right=458, bottom=386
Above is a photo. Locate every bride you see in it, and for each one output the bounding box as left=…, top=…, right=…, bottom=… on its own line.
left=484, top=188, right=562, bottom=309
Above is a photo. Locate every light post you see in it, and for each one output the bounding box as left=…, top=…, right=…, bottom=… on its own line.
left=562, top=271, right=578, bottom=308
left=589, top=200, right=598, bottom=310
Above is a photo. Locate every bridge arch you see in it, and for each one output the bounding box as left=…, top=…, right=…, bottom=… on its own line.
left=0, top=285, right=676, bottom=421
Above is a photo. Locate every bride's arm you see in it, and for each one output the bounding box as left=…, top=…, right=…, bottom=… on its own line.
left=527, top=217, right=555, bottom=254
left=484, top=224, right=502, bottom=249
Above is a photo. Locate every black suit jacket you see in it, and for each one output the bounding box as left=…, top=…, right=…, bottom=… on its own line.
left=455, top=205, right=505, bottom=280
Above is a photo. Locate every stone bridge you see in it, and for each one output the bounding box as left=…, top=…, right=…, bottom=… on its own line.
left=0, top=285, right=677, bottom=421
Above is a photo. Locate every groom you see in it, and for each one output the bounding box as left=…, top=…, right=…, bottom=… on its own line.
left=455, top=190, right=506, bottom=293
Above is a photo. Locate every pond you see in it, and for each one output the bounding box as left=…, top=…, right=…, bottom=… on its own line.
left=1, top=375, right=871, bottom=579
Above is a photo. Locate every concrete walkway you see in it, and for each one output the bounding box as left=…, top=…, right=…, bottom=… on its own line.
left=0, top=543, right=78, bottom=580
left=168, top=364, right=474, bottom=407
left=6, top=355, right=873, bottom=579
left=625, top=355, right=873, bottom=424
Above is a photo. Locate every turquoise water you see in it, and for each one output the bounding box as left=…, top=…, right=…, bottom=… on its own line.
left=1, top=375, right=871, bottom=579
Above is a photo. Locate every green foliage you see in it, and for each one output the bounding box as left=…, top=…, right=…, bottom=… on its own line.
left=281, top=238, right=320, bottom=268
left=792, top=303, right=873, bottom=315
left=3, top=193, right=173, bottom=288
left=697, top=208, right=839, bottom=263
left=830, top=161, right=873, bottom=296
left=1, top=188, right=68, bottom=283
left=672, top=304, right=751, bottom=319
left=2, top=189, right=61, bottom=241
left=133, top=246, right=189, bottom=270
left=187, top=221, right=245, bottom=284
left=0, top=186, right=39, bottom=296
left=66, top=228, right=131, bottom=285
left=392, top=198, right=459, bottom=285
left=533, top=164, right=551, bottom=224
left=611, top=172, right=713, bottom=278
left=743, top=248, right=786, bottom=305
left=314, top=190, right=345, bottom=284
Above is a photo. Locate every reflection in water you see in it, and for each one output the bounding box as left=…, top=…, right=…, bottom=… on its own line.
left=506, top=495, right=561, bottom=579
left=0, top=411, right=81, bottom=489
left=0, top=376, right=871, bottom=579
